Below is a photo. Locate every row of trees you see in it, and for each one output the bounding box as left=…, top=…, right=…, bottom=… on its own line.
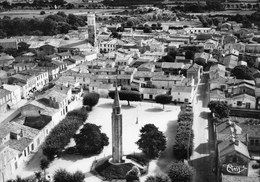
left=42, top=108, right=88, bottom=160
left=173, top=104, right=194, bottom=160
left=8, top=168, right=85, bottom=182
left=0, top=11, right=87, bottom=37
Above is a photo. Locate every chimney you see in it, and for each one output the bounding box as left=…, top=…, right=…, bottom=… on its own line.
left=20, top=129, right=24, bottom=138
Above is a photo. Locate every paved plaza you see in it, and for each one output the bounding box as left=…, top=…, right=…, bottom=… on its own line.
left=14, top=98, right=180, bottom=181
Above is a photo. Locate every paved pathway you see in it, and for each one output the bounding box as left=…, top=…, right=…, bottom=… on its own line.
left=189, top=74, right=216, bottom=182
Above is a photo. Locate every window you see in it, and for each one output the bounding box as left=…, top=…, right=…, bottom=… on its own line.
left=184, top=98, right=189, bottom=103
left=255, top=140, right=259, bottom=146
left=250, top=139, right=254, bottom=145
left=232, top=157, right=237, bottom=163
left=237, top=101, right=242, bottom=106
left=178, top=93, right=180, bottom=95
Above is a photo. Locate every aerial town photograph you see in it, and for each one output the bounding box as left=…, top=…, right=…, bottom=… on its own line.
left=0, top=0, right=260, bottom=182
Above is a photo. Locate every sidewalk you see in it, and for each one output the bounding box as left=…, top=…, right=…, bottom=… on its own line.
left=0, top=99, right=28, bottom=123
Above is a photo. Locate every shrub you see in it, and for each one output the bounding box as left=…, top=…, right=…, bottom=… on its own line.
left=42, top=109, right=88, bottom=160
left=53, top=169, right=85, bottom=182
left=145, top=174, right=171, bottom=182
left=167, top=161, right=195, bottom=182
left=252, top=163, right=260, bottom=169
left=40, top=11, right=45, bottom=15
left=126, top=166, right=140, bottom=182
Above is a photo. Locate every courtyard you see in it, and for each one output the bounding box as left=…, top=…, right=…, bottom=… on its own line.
left=13, top=98, right=180, bottom=182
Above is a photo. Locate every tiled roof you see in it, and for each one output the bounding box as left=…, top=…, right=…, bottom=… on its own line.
left=217, top=121, right=242, bottom=135
left=240, top=124, right=260, bottom=138
left=161, top=62, right=184, bottom=69
left=140, top=88, right=167, bottom=95
left=218, top=139, right=250, bottom=159
left=222, top=175, right=260, bottom=182
left=6, top=137, right=33, bottom=152
left=171, top=86, right=193, bottom=93
left=8, top=122, right=40, bottom=139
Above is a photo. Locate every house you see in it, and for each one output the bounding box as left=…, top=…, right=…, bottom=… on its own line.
left=131, top=56, right=156, bottom=68
left=161, top=62, right=185, bottom=75
left=99, top=39, right=125, bottom=52
left=209, top=64, right=226, bottom=80
left=0, top=144, right=17, bottom=182
left=0, top=70, right=8, bottom=85
left=2, top=84, right=22, bottom=106
left=133, top=71, right=164, bottom=83
left=13, top=62, right=37, bottom=73
left=194, top=52, right=211, bottom=65
left=225, top=49, right=239, bottom=57
left=245, top=44, right=260, bottom=54
left=89, top=83, right=114, bottom=97
left=137, top=63, right=155, bottom=72
left=233, top=42, right=246, bottom=53
left=241, top=124, right=260, bottom=152
left=0, top=39, right=18, bottom=49
left=115, top=56, right=134, bottom=67
left=218, top=138, right=250, bottom=176
left=204, top=39, right=219, bottom=51
left=171, top=85, right=194, bottom=103
left=223, top=35, right=237, bottom=45
left=152, top=75, right=185, bottom=89
left=79, top=51, right=97, bottom=62
left=223, top=55, right=238, bottom=70
left=0, top=88, right=12, bottom=113
left=216, top=121, right=246, bottom=144
left=29, top=39, right=61, bottom=56
left=0, top=53, right=15, bottom=70
left=19, top=70, right=49, bottom=91
left=187, top=63, right=203, bottom=84
left=140, top=88, right=168, bottom=100
left=143, top=51, right=166, bottom=59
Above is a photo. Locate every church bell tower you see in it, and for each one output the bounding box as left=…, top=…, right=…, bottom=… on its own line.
left=87, top=14, right=97, bottom=47
left=111, top=85, right=123, bottom=163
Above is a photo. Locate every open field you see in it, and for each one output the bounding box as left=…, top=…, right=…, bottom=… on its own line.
left=146, top=20, right=202, bottom=27
left=188, top=10, right=256, bottom=16
left=0, top=9, right=125, bottom=19
left=13, top=98, right=180, bottom=182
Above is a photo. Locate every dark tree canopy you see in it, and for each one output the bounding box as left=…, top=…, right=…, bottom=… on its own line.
left=108, top=90, right=142, bottom=106
left=155, top=94, right=173, bottom=109
left=136, top=124, right=166, bottom=159
left=53, top=169, right=85, bottom=182
left=145, top=174, right=171, bottom=182
left=231, top=65, right=254, bottom=80
left=74, top=123, right=109, bottom=156
left=208, top=100, right=230, bottom=119
left=167, top=161, right=195, bottom=182
left=83, top=92, right=100, bottom=110
left=126, top=166, right=140, bottom=182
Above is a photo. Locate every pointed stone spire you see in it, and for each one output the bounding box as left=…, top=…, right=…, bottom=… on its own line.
left=113, top=84, right=120, bottom=107
left=113, top=83, right=121, bottom=114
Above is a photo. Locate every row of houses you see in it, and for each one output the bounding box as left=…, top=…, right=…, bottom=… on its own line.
left=0, top=83, right=82, bottom=182
left=215, top=119, right=260, bottom=182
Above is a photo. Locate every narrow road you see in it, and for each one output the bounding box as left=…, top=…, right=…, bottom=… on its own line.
left=189, top=74, right=216, bottom=182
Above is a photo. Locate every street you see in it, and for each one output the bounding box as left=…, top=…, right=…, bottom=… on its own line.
left=189, top=74, right=216, bottom=182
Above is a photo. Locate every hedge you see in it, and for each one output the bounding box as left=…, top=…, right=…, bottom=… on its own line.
left=173, top=105, right=194, bottom=160
left=42, top=108, right=88, bottom=160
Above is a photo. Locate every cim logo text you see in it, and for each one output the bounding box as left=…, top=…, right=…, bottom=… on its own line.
left=223, top=164, right=247, bottom=174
